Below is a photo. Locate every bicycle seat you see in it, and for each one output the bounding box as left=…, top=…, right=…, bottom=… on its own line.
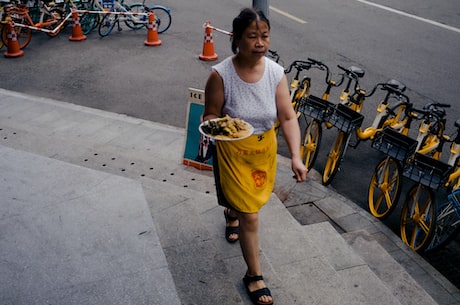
left=455, top=118, right=460, bottom=129
left=296, top=61, right=312, bottom=70
left=337, top=65, right=364, bottom=78
left=384, top=79, right=406, bottom=93
left=348, top=66, right=365, bottom=78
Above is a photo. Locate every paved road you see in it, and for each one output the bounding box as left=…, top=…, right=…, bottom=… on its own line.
left=1, top=0, right=459, bottom=288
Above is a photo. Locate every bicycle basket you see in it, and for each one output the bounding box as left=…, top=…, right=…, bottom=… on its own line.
left=102, top=0, right=114, bottom=10
left=299, top=95, right=334, bottom=121
left=328, top=104, right=364, bottom=133
left=403, top=153, right=452, bottom=190
left=371, top=127, right=418, bottom=161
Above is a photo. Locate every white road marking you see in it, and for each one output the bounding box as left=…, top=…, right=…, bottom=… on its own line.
left=269, top=6, right=307, bottom=24
left=356, top=0, right=460, bottom=34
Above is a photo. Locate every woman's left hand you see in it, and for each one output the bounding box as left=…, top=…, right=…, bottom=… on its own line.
left=291, top=158, right=308, bottom=182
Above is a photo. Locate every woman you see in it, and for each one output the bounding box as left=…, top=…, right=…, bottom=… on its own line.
left=203, top=8, right=308, bottom=305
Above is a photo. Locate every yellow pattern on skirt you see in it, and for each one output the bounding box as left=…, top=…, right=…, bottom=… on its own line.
left=216, top=127, right=277, bottom=213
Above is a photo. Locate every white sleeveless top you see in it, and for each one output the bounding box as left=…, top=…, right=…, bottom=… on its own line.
left=212, top=56, right=284, bottom=134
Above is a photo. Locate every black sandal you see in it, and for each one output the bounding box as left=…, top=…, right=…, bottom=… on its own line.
left=224, top=208, right=239, bottom=243
left=243, top=274, right=274, bottom=305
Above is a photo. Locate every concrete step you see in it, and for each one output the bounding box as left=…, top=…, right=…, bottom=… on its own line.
left=0, top=145, right=181, bottom=305
left=0, top=90, right=456, bottom=304
left=343, top=230, right=438, bottom=305
left=144, top=172, right=437, bottom=304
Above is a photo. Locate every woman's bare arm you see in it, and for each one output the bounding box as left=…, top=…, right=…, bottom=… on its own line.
left=203, top=70, right=225, bottom=121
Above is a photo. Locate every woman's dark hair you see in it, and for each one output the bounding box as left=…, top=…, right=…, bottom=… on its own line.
left=231, top=8, right=270, bottom=54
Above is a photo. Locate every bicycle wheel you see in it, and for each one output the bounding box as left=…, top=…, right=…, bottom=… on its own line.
left=400, top=184, right=435, bottom=252
left=45, top=8, right=66, bottom=37
left=80, top=10, right=100, bottom=34
left=301, top=119, right=322, bottom=170
left=322, top=131, right=348, bottom=185
left=1, top=22, right=32, bottom=49
left=124, top=3, right=147, bottom=30
left=424, top=196, right=460, bottom=253
left=98, top=13, right=118, bottom=37
left=147, top=6, right=171, bottom=33
left=368, top=157, right=402, bottom=219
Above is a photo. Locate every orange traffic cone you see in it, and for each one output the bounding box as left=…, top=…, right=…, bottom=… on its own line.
left=199, top=20, right=218, bottom=61
left=68, top=6, right=87, bottom=41
left=4, top=21, right=24, bottom=58
left=144, top=11, right=161, bottom=46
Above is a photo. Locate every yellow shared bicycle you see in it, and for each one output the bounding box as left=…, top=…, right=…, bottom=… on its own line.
left=319, top=67, right=412, bottom=186
left=398, top=103, right=455, bottom=252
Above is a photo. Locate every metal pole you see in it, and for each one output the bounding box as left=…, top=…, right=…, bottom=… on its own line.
left=252, top=0, right=269, bottom=18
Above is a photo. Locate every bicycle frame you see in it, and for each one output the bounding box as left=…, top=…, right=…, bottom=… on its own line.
left=320, top=65, right=366, bottom=185
left=366, top=99, right=424, bottom=220
left=398, top=104, right=455, bottom=252
left=356, top=81, right=410, bottom=141
left=445, top=121, right=460, bottom=189
left=285, top=61, right=313, bottom=110
left=412, top=104, right=450, bottom=161
left=415, top=123, right=460, bottom=252
left=9, top=1, right=61, bottom=29
left=274, top=59, right=314, bottom=134
left=98, top=0, right=149, bottom=37
left=109, top=0, right=145, bottom=23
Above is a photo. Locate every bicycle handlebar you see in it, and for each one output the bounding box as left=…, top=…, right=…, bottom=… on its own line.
left=307, top=57, right=331, bottom=83
left=452, top=118, right=460, bottom=144
left=284, top=60, right=313, bottom=74
left=384, top=95, right=412, bottom=118
left=407, top=102, right=450, bottom=135
left=423, top=102, right=451, bottom=111
left=306, top=57, right=327, bottom=71
left=337, top=65, right=365, bottom=79
left=267, top=49, right=280, bottom=63
left=364, top=79, right=407, bottom=98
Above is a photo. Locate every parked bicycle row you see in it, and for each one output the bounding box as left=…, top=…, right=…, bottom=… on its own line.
left=268, top=50, right=460, bottom=254
left=0, top=0, right=171, bottom=49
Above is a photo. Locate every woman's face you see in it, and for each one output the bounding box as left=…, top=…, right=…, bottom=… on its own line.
left=236, top=20, right=270, bottom=58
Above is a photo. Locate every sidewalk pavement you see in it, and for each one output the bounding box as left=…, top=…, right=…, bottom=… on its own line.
left=0, top=88, right=459, bottom=305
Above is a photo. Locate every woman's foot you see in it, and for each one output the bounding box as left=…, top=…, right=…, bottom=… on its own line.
left=243, top=274, right=273, bottom=305
left=224, top=208, right=239, bottom=243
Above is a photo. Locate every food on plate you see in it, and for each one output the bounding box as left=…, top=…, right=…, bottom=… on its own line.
left=201, top=115, right=252, bottom=139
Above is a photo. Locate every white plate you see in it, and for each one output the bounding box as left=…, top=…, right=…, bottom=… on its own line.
left=198, top=118, right=254, bottom=141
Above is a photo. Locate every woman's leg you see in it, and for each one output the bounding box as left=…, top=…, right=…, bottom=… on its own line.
left=238, top=212, right=273, bottom=304
left=225, top=208, right=239, bottom=242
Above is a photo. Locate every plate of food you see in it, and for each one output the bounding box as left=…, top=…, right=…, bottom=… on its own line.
left=199, top=115, right=254, bottom=141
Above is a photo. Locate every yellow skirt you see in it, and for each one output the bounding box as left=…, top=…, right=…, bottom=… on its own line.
left=215, top=127, right=277, bottom=213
